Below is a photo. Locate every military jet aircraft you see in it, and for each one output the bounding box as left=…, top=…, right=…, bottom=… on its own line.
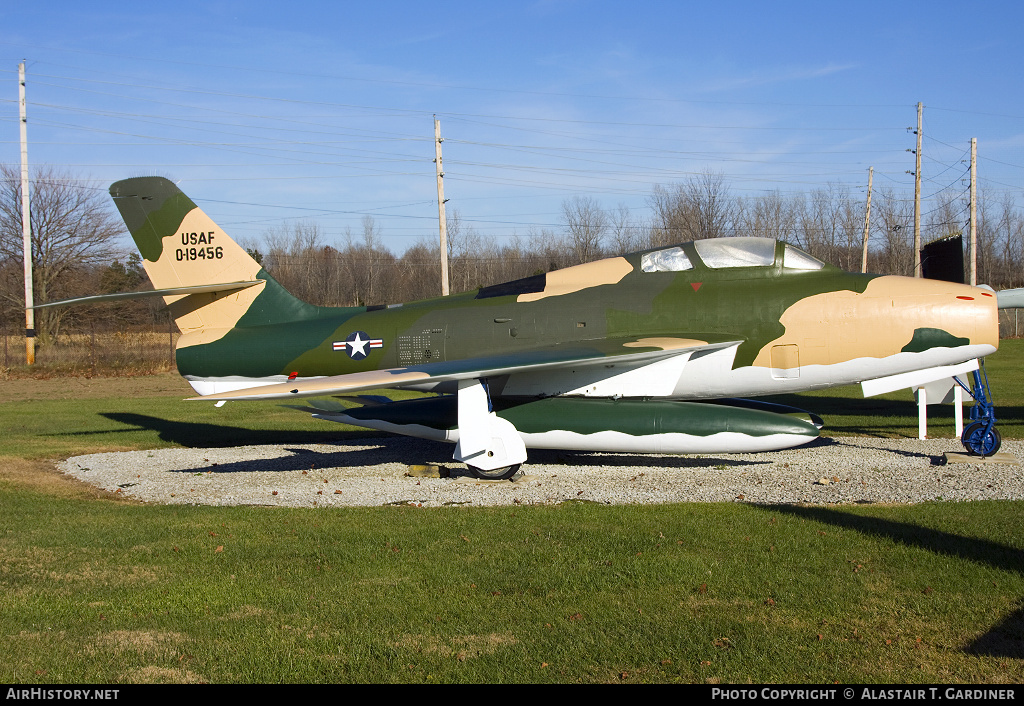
left=64, top=177, right=1006, bottom=478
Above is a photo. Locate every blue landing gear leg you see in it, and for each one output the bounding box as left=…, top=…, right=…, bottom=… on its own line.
left=957, top=362, right=1001, bottom=457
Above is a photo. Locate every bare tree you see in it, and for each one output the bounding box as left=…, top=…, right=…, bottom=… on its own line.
left=992, top=192, right=1024, bottom=289
left=609, top=203, right=641, bottom=255
left=872, top=188, right=914, bottom=276
left=327, top=216, right=396, bottom=306
left=396, top=240, right=441, bottom=302
left=685, top=170, right=734, bottom=241
left=800, top=184, right=861, bottom=266
left=358, top=215, right=389, bottom=305
left=260, top=220, right=331, bottom=304
left=648, top=170, right=734, bottom=245
left=0, top=165, right=123, bottom=343
left=837, top=192, right=865, bottom=272
left=446, top=208, right=485, bottom=294
left=561, top=196, right=609, bottom=264
left=926, top=191, right=963, bottom=236
left=737, top=190, right=799, bottom=242
left=648, top=183, right=688, bottom=246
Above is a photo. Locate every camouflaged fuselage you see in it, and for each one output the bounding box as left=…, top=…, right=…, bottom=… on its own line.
left=106, top=176, right=1000, bottom=462
left=167, top=244, right=997, bottom=401
left=109, top=176, right=998, bottom=400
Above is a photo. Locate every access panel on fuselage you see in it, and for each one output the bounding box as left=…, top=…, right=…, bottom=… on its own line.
left=397, top=326, right=447, bottom=366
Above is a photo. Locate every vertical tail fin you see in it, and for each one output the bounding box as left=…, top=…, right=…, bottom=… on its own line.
left=109, top=177, right=319, bottom=346
left=110, top=177, right=261, bottom=292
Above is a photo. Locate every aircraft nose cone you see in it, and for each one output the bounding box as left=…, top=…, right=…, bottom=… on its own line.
left=885, top=277, right=998, bottom=354
left=752, top=274, right=999, bottom=370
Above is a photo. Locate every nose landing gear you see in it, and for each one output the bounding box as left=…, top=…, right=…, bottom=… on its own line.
left=957, top=363, right=1001, bottom=457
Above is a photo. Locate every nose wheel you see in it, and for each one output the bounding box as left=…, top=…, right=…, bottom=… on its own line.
left=957, top=364, right=1001, bottom=457
left=468, top=463, right=521, bottom=480
left=961, top=420, right=1001, bottom=457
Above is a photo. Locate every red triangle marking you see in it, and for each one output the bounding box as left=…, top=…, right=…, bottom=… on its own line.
left=691, top=282, right=702, bottom=292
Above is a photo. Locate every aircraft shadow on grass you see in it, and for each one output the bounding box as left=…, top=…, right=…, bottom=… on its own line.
left=97, top=411, right=380, bottom=448
left=757, top=503, right=1024, bottom=659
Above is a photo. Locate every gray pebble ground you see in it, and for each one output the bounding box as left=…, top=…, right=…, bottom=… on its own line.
left=59, top=436, right=1023, bottom=508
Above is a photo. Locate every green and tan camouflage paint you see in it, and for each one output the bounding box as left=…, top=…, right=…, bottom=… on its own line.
left=111, top=178, right=356, bottom=353
left=749, top=275, right=998, bottom=368
left=109, top=178, right=998, bottom=387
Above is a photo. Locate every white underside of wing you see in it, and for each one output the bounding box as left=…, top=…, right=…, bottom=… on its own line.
left=185, top=375, right=323, bottom=396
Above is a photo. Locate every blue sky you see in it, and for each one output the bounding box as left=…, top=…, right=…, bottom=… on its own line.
left=2, top=0, right=1023, bottom=254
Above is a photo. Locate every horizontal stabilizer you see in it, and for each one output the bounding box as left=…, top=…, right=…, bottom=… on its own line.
left=33, top=281, right=262, bottom=309
left=997, top=287, right=1024, bottom=309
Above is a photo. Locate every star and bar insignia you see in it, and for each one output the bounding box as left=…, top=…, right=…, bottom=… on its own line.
left=333, top=331, right=384, bottom=360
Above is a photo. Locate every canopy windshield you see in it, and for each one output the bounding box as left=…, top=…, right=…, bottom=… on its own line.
left=641, top=246, right=693, bottom=272
left=782, top=244, right=826, bottom=270
left=640, top=238, right=827, bottom=272
left=693, top=238, right=776, bottom=268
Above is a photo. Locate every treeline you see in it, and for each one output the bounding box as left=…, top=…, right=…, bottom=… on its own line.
left=260, top=171, right=1024, bottom=307
left=251, top=214, right=576, bottom=307
left=2, top=167, right=1024, bottom=346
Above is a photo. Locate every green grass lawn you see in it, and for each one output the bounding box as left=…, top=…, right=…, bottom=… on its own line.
left=0, top=344, right=1022, bottom=683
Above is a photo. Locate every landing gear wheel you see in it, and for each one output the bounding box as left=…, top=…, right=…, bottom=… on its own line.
left=468, top=463, right=521, bottom=480
left=961, top=421, right=1002, bottom=457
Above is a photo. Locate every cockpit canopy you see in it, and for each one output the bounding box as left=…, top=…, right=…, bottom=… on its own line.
left=640, top=238, right=826, bottom=273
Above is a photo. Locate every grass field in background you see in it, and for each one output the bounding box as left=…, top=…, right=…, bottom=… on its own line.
left=1, top=330, right=177, bottom=377
left=0, top=343, right=1021, bottom=683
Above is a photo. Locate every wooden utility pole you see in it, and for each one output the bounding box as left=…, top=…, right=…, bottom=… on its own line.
left=861, top=166, right=873, bottom=273
left=913, top=102, right=923, bottom=277
left=434, top=116, right=450, bottom=296
left=970, top=137, right=977, bottom=286
left=19, top=62, right=34, bottom=365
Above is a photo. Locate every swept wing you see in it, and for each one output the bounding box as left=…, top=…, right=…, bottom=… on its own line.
left=189, top=335, right=742, bottom=401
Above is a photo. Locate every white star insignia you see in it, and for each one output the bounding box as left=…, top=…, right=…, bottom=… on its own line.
left=347, top=333, right=369, bottom=357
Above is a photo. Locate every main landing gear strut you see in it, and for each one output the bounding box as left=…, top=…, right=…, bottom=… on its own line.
left=956, top=361, right=1001, bottom=457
